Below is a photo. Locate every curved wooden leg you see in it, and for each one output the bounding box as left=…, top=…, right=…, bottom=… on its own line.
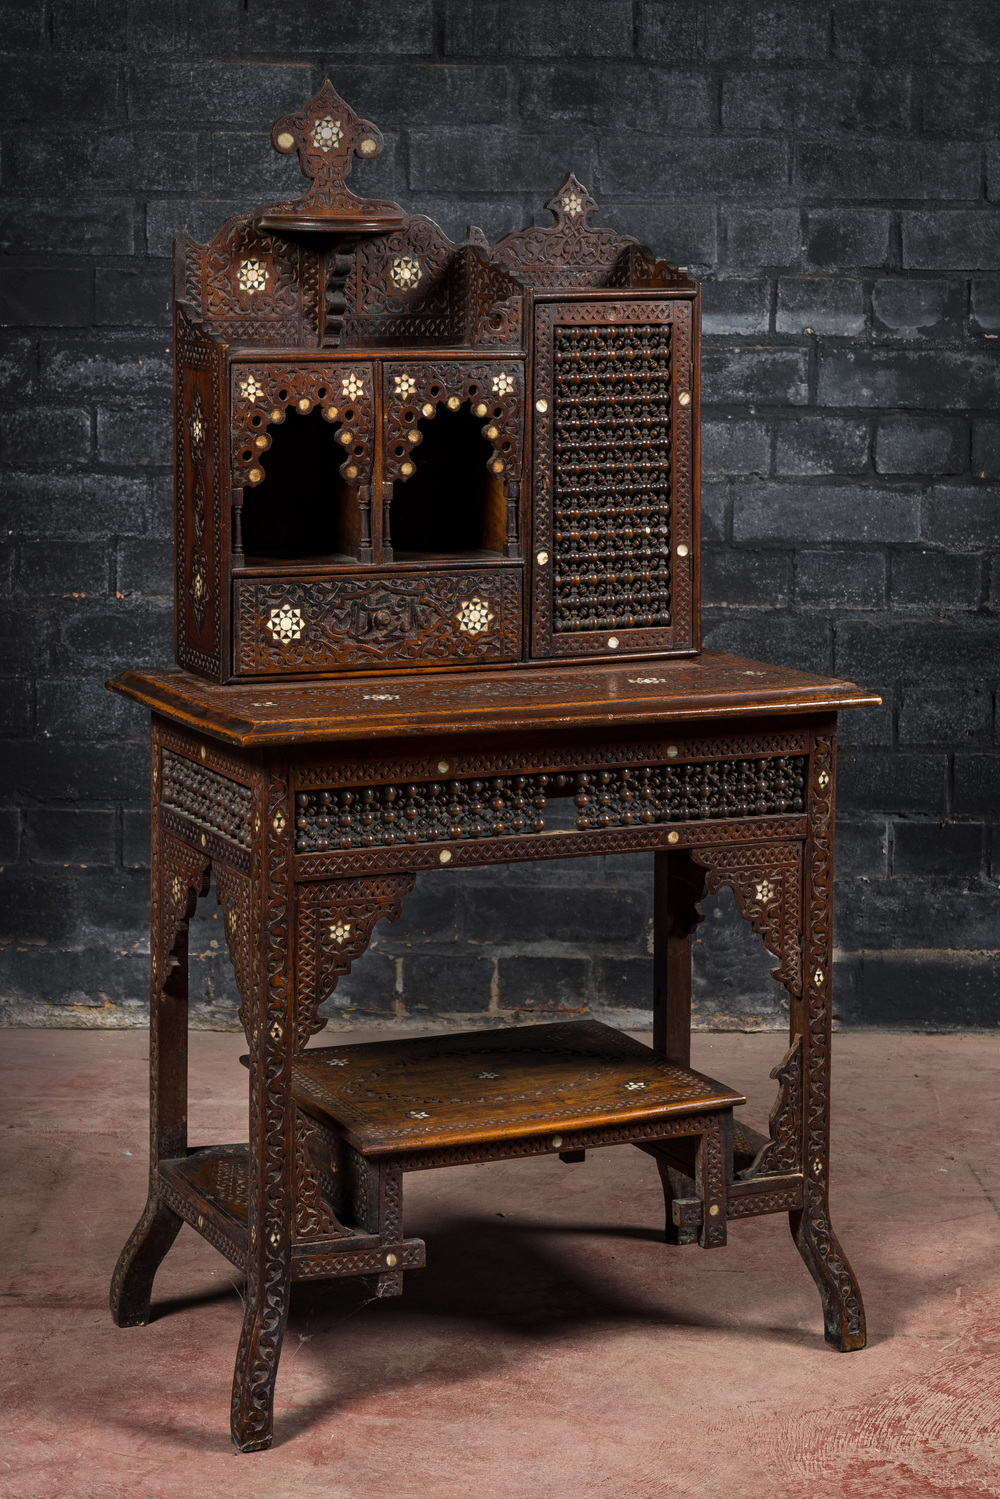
left=230, top=1272, right=291, bottom=1452
left=110, top=1195, right=184, bottom=1326
left=789, top=1194, right=866, bottom=1350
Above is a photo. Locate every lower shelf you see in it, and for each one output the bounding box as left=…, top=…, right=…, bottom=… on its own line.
left=157, top=1145, right=425, bottom=1282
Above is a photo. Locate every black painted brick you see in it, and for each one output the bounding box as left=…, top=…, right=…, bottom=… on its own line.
left=953, top=758, right=1000, bottom=817
left=776, top=278, right=865, bottom=337
left=702, top=548, right=791, bottom=608
left=122, top=809, right=151, bottom=869
left=922, top=487, right=1000, bottom=550
left=701, top=279, right=770, bottom=337
left=835, top=620, right=998, bottom=683
left=902, top=213, right=1000, bottom=272
left=97, top=408, right=171, bottom=467
left=875, top=417, right=965, bottom=476
left=0, top=269, right=94, bottom=328
left=496, top=955, right=593, bottom=1013
left=0, top=336, right=37, bottom=395
left=0, top=808, right=20, bottom=863
left=838, top=750, right=947, bottom=816
left=818, top=351, right=1000, bottom=411
left=838, top=953, right=1000, bottom=1028
left=836, top=820, right=888, bottom=879
left=94, top=268, right=172, bottom=328
left=4, top=473, right=155, bottom=538
left=403, top=955, right=494, bottom=1013
left=723, top=209, right=800, bottom=268
left=970, top=280, right=1000, bottom=334
left=892, top=822, right=984, bottom=878
left=872, top=279, right=963, bottom=340
left=805, top=210, right=891, bottom=270
left=972, top=421, right=1000, bottom=478
left=795, top=551, right=886, bottom=609
left=24, top=809, right=116, bottom=867
left=600, top=136, right=789, bottom=199
left=898, top=686, right=995, bottom=747
left=116, top=540, right=172, bottom=598
left=733, top=483, right=919, bottom=544
left=797, top=141, right=980, bottom=200
left=0, top=409, right=92, bottom=465
left=702, top=349, right=809, bottom=405
left=701, top=418, right=770, bottom=475
left=16, top=541, right=109, bottom=598
left=890, top=551, right=983, bottom=611
left=774, top=416, right=870, bottom=475
left=34, top=678, right=145, bottom=748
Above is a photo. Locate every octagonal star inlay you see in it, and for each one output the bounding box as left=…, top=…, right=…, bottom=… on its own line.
left=311, top=114, right=343, bottom=151
left=455, top=596, right=494, bottom=637
left=754, top=880, right=776, bottom=903
left=406, top=1110, right=429, bottom=1120
left=492, top=371, right=514, bottom=396
left=390, top=255, right=421, bottom=290
left=237, top=257, right=267, bottom=293
left=624, top=1080, right=646, bottom=1091
left=240, top=375, right=264, bottom=403
left=329, top=919, right=352, bottom=946
left=341, top=372, right=365, bottom=401
left=394, top=373, right=417, bottom=398
left=265, top=605, right=304, bottom=643
left=561, top=191, right=584, bottom=217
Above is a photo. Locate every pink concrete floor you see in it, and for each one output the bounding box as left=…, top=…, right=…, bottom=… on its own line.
left=3, top=1026, right=1000, bottom=1499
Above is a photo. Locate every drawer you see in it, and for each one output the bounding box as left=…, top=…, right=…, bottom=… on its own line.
left=233, top=568, right=522, bottom=676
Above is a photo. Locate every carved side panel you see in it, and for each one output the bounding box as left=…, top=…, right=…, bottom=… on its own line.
left=175, top=304, right=226, bottom=680
left=183, top=211, right=321, bottom=345
left=383, top=359, right=524, bottom=485
left=231, top=360, right=375, bottom=492
left=233, top=569, right=522, bottom=676
left=343, top=216, right=460, bottom=345
left=294, top=874, right=416, bottom=1050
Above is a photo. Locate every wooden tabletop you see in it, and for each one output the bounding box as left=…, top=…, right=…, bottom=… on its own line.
left=108, top=652, right=879, bottom=747
left=288, top=1020, right=746, bottom=1154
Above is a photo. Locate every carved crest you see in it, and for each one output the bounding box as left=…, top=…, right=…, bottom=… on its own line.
left=262, top=79, right=406, bottom=233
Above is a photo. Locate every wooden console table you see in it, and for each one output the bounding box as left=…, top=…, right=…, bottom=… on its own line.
left=108, top=651, right=877, bottom=1451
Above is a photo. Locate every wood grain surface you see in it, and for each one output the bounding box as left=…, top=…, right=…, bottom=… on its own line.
left=108, top=650, right=880, bottom=746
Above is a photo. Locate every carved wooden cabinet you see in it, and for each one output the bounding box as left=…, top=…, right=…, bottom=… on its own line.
left=174, top=80, right=699, bottom=682
left=109, top=80, right=878, bottom=1455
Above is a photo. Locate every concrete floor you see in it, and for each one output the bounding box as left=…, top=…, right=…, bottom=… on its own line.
left=3, top=1026, right=1000, bottom=1499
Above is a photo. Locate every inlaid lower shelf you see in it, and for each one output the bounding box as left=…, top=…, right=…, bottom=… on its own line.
left=157, top=1146, right=425, bottom=1282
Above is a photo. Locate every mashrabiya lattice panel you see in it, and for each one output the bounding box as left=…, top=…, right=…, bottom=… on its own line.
left=551, top=321, right=673, bottom=635
left=293, top=755, right=806, bottom=853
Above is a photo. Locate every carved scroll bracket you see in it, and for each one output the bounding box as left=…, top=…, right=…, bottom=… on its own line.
left=294, top=874, right=417, bottom=1052
left=156, top=834, right=211, bottom=996
left=691, top=841, right=803, bottom=1001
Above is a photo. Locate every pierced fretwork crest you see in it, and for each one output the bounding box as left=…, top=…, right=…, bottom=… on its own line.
left=267, top=79, right=405, bottom=230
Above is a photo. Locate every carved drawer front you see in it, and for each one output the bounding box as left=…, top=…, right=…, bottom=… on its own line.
left=531, top=298, right=697, bottom=661
left=233, top=569, right=522, bottom=675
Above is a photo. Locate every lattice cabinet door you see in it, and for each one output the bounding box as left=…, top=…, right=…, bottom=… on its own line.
left=530, top=295, right=700, bottom=662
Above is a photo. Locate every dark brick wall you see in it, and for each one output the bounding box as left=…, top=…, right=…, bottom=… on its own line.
left=2, top=1, right=998, bottom=1029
